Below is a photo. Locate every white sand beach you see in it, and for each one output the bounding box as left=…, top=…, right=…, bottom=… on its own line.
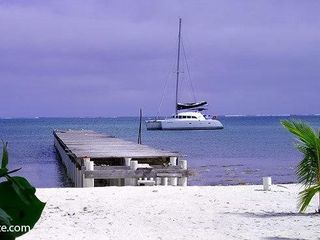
left=20, top=184, right=319, bottom=240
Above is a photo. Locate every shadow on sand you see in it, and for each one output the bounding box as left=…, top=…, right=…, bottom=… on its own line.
left=225, top=211, right=318, bottom=218
left=223, top=211, right=317, bottom=240
left=263, top=237, right=307, bottom=240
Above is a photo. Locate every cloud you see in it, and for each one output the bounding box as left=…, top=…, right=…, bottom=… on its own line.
left=0, top=0, right=319, bottom=117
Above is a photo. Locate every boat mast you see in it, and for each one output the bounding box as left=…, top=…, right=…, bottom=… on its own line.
left=175, top=18, right=182, bottom=115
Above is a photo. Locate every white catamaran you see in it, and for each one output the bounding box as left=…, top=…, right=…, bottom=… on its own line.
left=146, top=18, right=223, bottom=131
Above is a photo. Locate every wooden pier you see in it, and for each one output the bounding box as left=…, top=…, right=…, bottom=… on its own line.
left=54, top=130, right=188, bottom=187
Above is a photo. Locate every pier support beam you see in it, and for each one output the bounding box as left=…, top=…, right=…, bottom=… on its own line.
left=169, top=157, right=178, bottom=186
left=83, top=157, right=94, bottom=187
left=75, top=165, right=82, bottom=188
left=73, top=162, right=76, bottom=186
left=161, top=177, right=168, bottom=186
left=130, top=160, right=138, bottom=186
left=124, top=157, right=132, bottom=186
left=178, top=159, right=187, bottom=186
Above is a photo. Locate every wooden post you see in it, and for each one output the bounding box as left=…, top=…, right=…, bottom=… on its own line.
left=76, top=166, right=79, bottom=188
left=156, top=177, right=161, bottom=186
left=170, top=157, right=178, bottom=186
left=161, top=177, right=168, bottom=186
left=83, top=157, right=94, bottom=187
left=74, top=166, right=78, bottom=187
left=80, top=166, right=84, bottom=187
left=178, top=159, right=187, bottom=186
left=125, top=157, right=132, bottom=167
left=78, top=166, right=82, bottom=187
left=66, top=160, right=69, bottom=179
left=65, top=158, right=68, bottom=175
left=70, top=161, right=73, bottom=183
left=75, top=165, right=81, bottom=188
left=69, top=161, right=72, bottom=181
left=130, top=160, right=138, bottom=186
left=65, top=159, right=68, bottom=177
left=69, top=161, right=72, bottom=180
left=73, top=162, right=76, bottom=186
left=76, top=166, right=81, bottom=187
left=124, top=157, right=132, bottom=186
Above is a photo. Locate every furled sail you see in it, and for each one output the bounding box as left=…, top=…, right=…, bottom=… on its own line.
left=177, top=101, right=207, bottom=110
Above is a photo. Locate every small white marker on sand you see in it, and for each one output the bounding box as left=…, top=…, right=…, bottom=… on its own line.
left=263, top=177, right=272, bottom=191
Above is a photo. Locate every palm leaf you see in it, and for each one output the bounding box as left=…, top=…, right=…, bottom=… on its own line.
left=281, top=120, right=317, bottom=148
left=1, top=141, right=8, bottom=169
left=295, top=144, right=318, bottom=186
left=281, top=120, right=320, bottom=186
left=298, top=184, right=320, bottom=212
left=282, top=120, right=320, bottom=212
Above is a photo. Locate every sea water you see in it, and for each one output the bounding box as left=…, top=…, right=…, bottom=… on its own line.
left=0, top=116, right=319, bottom=187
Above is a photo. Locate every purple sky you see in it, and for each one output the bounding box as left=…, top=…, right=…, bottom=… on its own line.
left=0, top=0, right=319, bottom=117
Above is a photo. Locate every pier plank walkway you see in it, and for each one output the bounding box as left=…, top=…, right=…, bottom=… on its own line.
left=54, top=130, right=179, bottom=159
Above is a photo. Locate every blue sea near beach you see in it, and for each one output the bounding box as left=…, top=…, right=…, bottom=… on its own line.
left=0, top=116, right=319, bottom=188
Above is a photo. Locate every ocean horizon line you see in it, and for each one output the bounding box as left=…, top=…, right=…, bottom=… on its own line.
left=0, top=113, right=319, bottom=120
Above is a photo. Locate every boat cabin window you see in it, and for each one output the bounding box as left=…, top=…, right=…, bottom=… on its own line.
left=176, top=115, right=197, bottom=119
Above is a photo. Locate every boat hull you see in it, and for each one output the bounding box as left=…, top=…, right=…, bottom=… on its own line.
left=145, top=120, right=162, bottom=130
left=146, top=119, right=223, bottom=130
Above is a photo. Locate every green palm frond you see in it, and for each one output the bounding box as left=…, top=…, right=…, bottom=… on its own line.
left=281, top=120, right=320, bottom=186
left=295, top=144, right=318, bottom=186
left=281, top=120, right=318, bottom=148
left=298, top=184, right=320, bottom=212
left=282, top=120, right=320, bottom=212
